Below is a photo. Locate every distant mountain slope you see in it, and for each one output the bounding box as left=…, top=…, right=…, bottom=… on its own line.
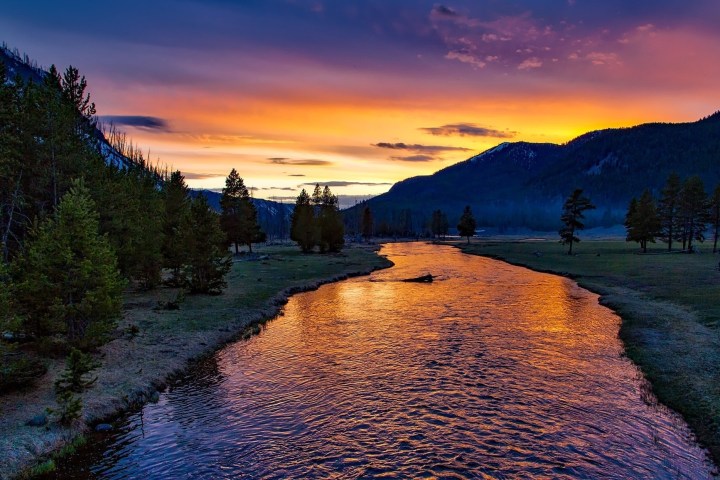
left=348, top=112, right=720, bottom=232
left=191, top=189, right=292, bottom=239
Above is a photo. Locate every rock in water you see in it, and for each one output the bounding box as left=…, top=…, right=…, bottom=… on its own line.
left=401, top=274, right=434, bottom=283
left=95, top=423, right=113, bottom=432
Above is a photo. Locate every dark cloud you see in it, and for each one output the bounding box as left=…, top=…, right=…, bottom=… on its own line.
left=288, top=174, right=306, bottom=177
left=390, top=154, right=435, bottom=162
left=372, top=142, right=470, bottom=153
left=433, top=5, right=458, bottom=17
left=299, top=181, right=392, bottom=187
left=268, top=158, right=332, bottom=166
left=99, top=115, right=170, bottom=131
left=180, top=171, right=224, bottom=180
left=421, top=123, right=516, bottom=138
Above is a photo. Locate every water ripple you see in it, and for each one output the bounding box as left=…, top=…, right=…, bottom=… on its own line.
left=59, top=243, right=715, bottom=479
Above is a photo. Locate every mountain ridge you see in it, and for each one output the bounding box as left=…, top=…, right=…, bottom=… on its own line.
left=348, top=112, right=720, bottom=233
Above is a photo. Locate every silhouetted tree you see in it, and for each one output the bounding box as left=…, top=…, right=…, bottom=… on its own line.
left=318, top=185, right=344, bottom=252
left=678, top=176, right=709, bottom=253
left=624, top=190, right=661, bottom=253
left=711, top=185, right=720, bottom=253
left=658, top=173, right=682, bottom=251
left=220, top=169, right=264, bottom=253
left=431, top=209, right=449, bottom=239
left=290, top=189, right=316, bottom=252
left=361, top=205, right=373, bottom=241
left=559, top=188, right=595, bottom=255
left=457, top=205, right=476, bottom=244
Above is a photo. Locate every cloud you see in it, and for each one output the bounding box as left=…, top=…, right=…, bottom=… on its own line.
left=100, top=115, right=170, bottom=131
left=517, top=57, right=543, bottom=70
left=420, top=123, right=516, bottom=138
left=268, top=157, right=332, bottom=166
left=390, top=154, right=436, bottom=162
left=288, top=174, right=306, bottom=177
left=181, top=171, right=225, bottom=180
left=372, top=142, right=470, bottom=153
left=432, top=5, right=458, bottom=17
left=256, top=186, right=296, bottom=191
left=299, top=181, right=392, bottom=187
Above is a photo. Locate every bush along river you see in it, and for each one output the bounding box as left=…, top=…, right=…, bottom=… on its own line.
left=51, top=243, right=716, bottom=479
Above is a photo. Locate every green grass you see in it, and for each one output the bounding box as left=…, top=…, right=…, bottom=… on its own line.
left=124, top=243, right=392, bottom=336
left=457, top=238, right=720, bottom=465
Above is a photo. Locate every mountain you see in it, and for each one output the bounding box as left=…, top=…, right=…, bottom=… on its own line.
left=191, top=189, right=293, bottom=239
left=347, top=112, right=720, bottom=233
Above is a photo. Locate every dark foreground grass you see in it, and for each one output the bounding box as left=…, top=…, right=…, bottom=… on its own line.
left=458, top=239, right=720, bottom=466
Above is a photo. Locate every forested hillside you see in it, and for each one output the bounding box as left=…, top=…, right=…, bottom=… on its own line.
left=347, top=113, right=720, bottom=233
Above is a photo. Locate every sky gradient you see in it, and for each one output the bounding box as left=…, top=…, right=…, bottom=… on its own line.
left=3, top=0, right=719, bottom=203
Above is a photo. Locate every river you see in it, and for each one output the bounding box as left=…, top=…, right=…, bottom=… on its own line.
left=56, top=243, right=715, bottom=478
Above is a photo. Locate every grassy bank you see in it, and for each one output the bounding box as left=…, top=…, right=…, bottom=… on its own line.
left=1, top=243, right=392, bottom=479
left=457, top=238, right=720, bottom=464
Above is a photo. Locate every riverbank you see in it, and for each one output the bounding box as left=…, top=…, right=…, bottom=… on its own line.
left=0, top=243, right=392, bottom=479
left=455, top=238, right=720, bottom=467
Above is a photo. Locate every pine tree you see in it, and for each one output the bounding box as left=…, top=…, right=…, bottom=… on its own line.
left=162, top=171, right=191, bottom=285
left=95, top=167, right=164, bottom=289
left=711, top=185, right=720, bottom=254
left=658, top=173, right=682, bottom=251
left=180, top=194, right=232, bottom=294
left=51, top=348, right=99, bottom=424
left=559, top=188, right=595, bottom=255
left=361, top=205, right=373, bottom=241
left=13, top=180, right=124, bottom=348
left=318, top=186, right=344, bottom=253
left=290, top=189, right=316, bottom=252
left=457, top=205, right=477, bottom=244
left=624, top=190, right=661, bottom=253
left=219, top=169, right=264, bottom=254
left=679, top=176, right=709, bottom=253
left=431, top=209, right=450, bottom=239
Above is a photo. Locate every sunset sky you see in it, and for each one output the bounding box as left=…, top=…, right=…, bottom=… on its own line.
left=2, top=1, right=719, bottom=203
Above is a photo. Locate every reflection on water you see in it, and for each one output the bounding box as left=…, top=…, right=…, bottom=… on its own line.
left=58, top=243, right=715, bottom=479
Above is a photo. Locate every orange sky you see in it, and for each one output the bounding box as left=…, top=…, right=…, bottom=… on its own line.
left=3, top=1, right=719, bottom=203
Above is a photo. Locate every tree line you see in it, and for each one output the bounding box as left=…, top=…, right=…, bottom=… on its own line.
left=0, top=59, right=268, bottom=405
left=290, top=184, right=344, bottom=253
left=624, top=174, right=720, bottom=253
left=555, top=174, right=720, bottom=255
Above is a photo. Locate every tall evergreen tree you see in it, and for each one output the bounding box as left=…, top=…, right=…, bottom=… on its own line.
left=290, top=189, right=316, bottom=252
left=13, top=180, right=124, bottom=348
left=559, top=188, right=595, bottom=255
left=162, top=171, right=191, bottom=285
left=180, top=194, right=232, bottom=294
left=711, top=185, right=720, bottom=254
left=658, top=173, right=682, bottom=251
left=624, top=190, right=661, bottom=253
left=431, top=209, right=449, bottom=239
left=678, top=175, right=709, bottom=253
left=457, top=205, right=477, bottom=244
left=220, top=169, right=264, bottom=254
left=361, top=205, right=373, bottom=241
left=94, top=167, right=164, bottom=289
left=318, top=185, right=344, bottom=253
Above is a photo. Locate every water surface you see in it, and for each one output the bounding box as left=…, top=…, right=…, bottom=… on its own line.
left=60, top=243, right=715, bottom=478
